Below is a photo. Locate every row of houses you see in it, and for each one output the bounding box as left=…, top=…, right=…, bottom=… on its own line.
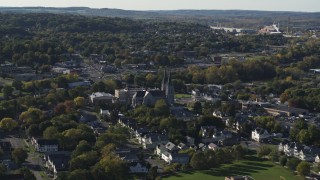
left=279, top=141, right=320, bottom=162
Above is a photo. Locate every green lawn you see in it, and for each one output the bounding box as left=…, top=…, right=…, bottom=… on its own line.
left=165, top=156, right=304, bottom=180
left=175, top=94, right=192, bottom=99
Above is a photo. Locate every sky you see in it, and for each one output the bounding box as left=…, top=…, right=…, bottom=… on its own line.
left=1, top=0, right=319, bottom=12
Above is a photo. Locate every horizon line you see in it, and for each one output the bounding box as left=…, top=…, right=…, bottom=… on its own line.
left=0, top=6, right=319, bottom=13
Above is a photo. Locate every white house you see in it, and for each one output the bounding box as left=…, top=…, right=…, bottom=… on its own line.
left=251, top=128, right=270, bottom=142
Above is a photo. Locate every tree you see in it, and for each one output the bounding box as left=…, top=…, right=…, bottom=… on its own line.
left=12, top=148, right=28, bottom=165
left=19, top=108, right=44, bottom=126
left=193, top=101, right=202, bottom=115
left=43, top=127, right=60, bottom=140
left=286, top=158, right=301, bottom=170
left=279, top=156, right=287, bottom=166
left=190, top=152, right=207, bottom=170
left=12, top=80, right=23, bottom=91
left=68, top=169, right=91, bottom=180
left=154, top=99, right=170, bottom=116
left=296, top=161, right=310, bottom=177
left=147, top=166, right=158, bottom=180
left=2, top=85, right=13, bottom=99
left=0, top=118, right=18, bottom=131
left=74, top=96, right=85, bottom=108
left=297, top=129, right=311, bottom=144
left=0, top=164, right=6, bottom=178
left=257, top=145, right=272, bottom=158
left=269, top=149, right=279, bottom=162
left=19, top=167, right=36, bottom=180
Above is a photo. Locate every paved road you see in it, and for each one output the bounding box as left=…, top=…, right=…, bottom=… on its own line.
left=5, top=135, right=25, bottom=149
left=26, top=150, right=44, bottom=180
left=4, top=135, right=47, bottom=180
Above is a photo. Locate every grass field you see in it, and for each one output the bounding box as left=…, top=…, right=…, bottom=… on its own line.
left=175, top=94, right=192, bottom=99
left=165, top=156, right=304, bottom=180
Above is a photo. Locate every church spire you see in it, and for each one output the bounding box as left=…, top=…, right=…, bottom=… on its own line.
left=161, top=68, right=167, bottom=91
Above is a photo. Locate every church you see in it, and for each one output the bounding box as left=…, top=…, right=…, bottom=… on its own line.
left=132, top=69, right=174, bottom=107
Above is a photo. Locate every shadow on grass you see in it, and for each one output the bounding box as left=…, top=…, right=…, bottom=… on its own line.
left=243, top=161, right=273, bottom=168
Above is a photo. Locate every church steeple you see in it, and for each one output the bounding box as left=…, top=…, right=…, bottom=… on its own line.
left=165, top=70, right=174, bottom=105
left=161, top=68, right=167, bottom=91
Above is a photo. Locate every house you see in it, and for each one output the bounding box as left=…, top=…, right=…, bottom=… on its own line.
left=31, top=138, right=58, bottom=152
left=208, top=143, right=219, bottom=151
left=135, top=127, right=150, bottom=142
left=186, top=136, right=195, bottom=145
left=213, top=130, right=233, bottom=141
left=128, top=162, right=148, bottom=173
left=315, top=154, right=320, bottom=163
left=200, top=126, right=217, bottom=138
left=44, top=152, right=70, bottom=179
left=140, top=133, right=168, bottom=149
left=251, top=128, right=270, bottom=142
left=100, top=109, right=110, bottom=118
left=177, top=143, right=187, bottom=150
left=89, top=92, right=114, bottom=105
left=165, top=142, right=179, bottom=153
left=161, top=151, right=189, bottom=165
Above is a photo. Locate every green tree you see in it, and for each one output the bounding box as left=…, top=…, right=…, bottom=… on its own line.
left=12, top=80, right=23, bottom=91
left=190, top=152, right=207, bottom=170
left=19, top=167, right=36, bottom=180
left=12, top=148, right=28, bottom=165
left=147, top=166, right=158, bottom=180
left=286, top=158, right=301, bottom=170
left=257, top=145, right=272, bottom=158
left=43, top=126, right=60, bottom=140
left=279, top=156, right=287, bottom=166
left=296, top=161, right=310, bottom=177
left=154, top=99, right=170, bottom=116
left=68, top=169, right=91, bottom=180
left=269, top=149, right=280, bottom=162
left=2, top=85, right=13, bottom=99
left=0, top=164, right=5, bottom=177
left=19, top=108, right=44, bottom=126
left=0, top=118, right=18, bottom=131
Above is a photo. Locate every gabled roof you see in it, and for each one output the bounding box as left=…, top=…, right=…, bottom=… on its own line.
left=146, top=133, right=168, bottom=142
left=36, top=139, right=58, bottom=146
left=135, top=91, right=146, bottom=98
left=47, top=153, right=70, bottom=170
left=165, top=142, right=176, bottom=151
left=147, top=90, right=165, bottom=97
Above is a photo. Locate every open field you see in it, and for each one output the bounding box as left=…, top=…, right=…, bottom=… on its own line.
left=175, top=94, right=192, bottom=99
left=165, top=156, right=304, bottom=180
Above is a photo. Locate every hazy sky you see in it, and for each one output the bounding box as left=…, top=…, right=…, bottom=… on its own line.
left=1, top=0, right=319, bottom=12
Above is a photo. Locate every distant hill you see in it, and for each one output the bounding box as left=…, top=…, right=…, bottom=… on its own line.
left=0, top=7, right=320, bottom=29
left=0, top=7, right=319, bottom=19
